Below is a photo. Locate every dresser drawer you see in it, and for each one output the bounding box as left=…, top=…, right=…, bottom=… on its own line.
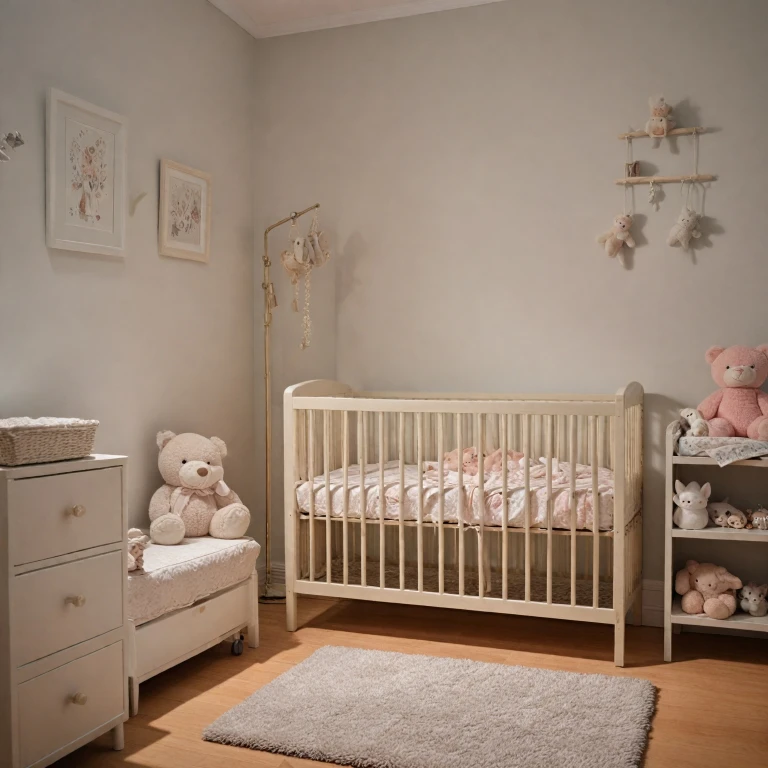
left=17, top=641, right=124, bottom=767
left=14, top=551, right=123, bottom=667
left=9, top=467, right=122, bottom=565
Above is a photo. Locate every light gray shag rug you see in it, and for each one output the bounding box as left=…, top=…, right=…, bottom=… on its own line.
left=204, top=646, right=655, bottom=768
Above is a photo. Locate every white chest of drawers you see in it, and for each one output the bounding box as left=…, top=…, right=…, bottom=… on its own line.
left=0, top=455, right=128, bottom=768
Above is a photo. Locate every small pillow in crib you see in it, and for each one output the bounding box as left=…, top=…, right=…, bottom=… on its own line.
left=148, top=431, right=250, bottom=545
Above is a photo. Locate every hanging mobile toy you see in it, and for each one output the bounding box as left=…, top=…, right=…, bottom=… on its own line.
left=280, top=209, right=331, bottom=349
left=648, top=180, right=659, bottom=211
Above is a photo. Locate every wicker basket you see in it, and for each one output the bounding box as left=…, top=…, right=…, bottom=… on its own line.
left=0, top=418, right=99, bottom=466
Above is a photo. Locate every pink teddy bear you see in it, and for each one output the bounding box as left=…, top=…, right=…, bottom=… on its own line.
left=698, top=345, right=768, bottom=439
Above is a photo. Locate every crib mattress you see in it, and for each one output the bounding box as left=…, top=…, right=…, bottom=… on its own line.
left=128, top=536, right=260, bottom=626
left=296, top=459, right=615, bottom=531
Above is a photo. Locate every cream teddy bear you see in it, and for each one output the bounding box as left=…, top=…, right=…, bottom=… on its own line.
left=667, top=206, right=702, bottom=251
left=675, top=560, right=742, bottom=620
left=645, top=95, right=675, bottom=138
left=597, top=214, right=635, bottom=258
left=148, top=431, right=250, bottom=546
left=672, top=480, right=710, bottom=530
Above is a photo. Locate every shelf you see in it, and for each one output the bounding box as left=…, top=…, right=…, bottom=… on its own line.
left=671, top=599, right=768, bottom=633
left=615, top=173, right=716, bottom=186
left=618, top=127, right=706, bottom=140
left=673, top=455, right=768, bottom=468
left=672, top=527, right=768, bottom=542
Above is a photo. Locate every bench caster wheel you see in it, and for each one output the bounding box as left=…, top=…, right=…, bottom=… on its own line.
left=231, top=635, right=244, bottom=656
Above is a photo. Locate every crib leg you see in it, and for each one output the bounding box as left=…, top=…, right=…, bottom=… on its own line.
left=286, top=589, right=298, bottom=632
left=614, top=615, right=625, bottom=667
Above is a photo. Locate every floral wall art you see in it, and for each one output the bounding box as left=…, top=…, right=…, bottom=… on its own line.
left=46, top=89, right=126, bottom=256
left=159, top=160, right=211, bottom=262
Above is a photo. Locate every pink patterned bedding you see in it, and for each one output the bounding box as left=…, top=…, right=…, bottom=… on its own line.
left=295, top=457, right=615, bottom=531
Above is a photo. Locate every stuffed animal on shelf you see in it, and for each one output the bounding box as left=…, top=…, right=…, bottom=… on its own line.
left=596, top=214, right=635, bottom=258
left=739, top=583, right=768, bottom=617
left=747, top=507, right=768, bottom=530
left=698, top=345, right=768, bottom=439
left=672, top=480, right=711, bottom=530
left=126, top=527, right=150, bottom=572
left=675, top=560, right=742, bottom=619
left=679, top=407, right=709, bottom=437
left=707, top=501, right=748, bottom=529
left=667, top=206, right=702, bottom=251
left=148, top=431, right=251, bottom=546
left=645, top=95, right=676, bottom=138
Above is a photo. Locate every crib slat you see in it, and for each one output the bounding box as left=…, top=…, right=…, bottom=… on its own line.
left=523, top=414, right=531, bottom=602
left=379, top=411, right=385, bottom=589
left=398, top=412, right=405, bottom=591
left=324, top=411, right=332, bottom=584
left=501, top=413, right=509, bottom=600
left=417, top=412, right=424, bottom=592
left=591, top=415, right=600, bottom=607
left=570, top=414, right=577, bottom=606
left=308, top=411, right=315, bottom=582
left=359, top=411, right=367, bottom=587
left=546, top=414, right=554, bottom=604
left=438, top=413, right=445, bottom=594
left=457, top=413, right=464, bottom=597
left=477, top=414, right=485, bottom=598
left=342, top=411, right=349, bottom=586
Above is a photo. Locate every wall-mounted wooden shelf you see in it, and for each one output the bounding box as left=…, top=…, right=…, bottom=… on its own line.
left=618, top=127, right=706, bottom=140
left=616, top=173, right=716, bottom=186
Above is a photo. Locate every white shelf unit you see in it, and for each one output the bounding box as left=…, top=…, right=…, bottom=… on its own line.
left=664, top=424, right=768, bottom=661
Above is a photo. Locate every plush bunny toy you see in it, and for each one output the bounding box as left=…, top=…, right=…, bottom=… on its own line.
left=672, top=480, right=711, bottom=530
left=739, top=583, right=768, bottom=617
left=667, top=206, right=702, bottom=251
left=680, top=407, right=709, bottom=437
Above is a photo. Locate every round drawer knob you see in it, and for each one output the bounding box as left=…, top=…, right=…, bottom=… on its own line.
left=70, top=692, right=88, bottom=706
left=65, top=595, right=86, bottom=608
left=70, top=504, right=87, bottom=518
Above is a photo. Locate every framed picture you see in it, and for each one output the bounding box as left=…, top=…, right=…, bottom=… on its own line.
left=46, top=88, right=126, bottom=256
left=158, top=160, right=212, bottom=262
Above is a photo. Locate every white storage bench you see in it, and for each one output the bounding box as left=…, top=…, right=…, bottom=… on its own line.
left=127, top=536, right=260, bottom=715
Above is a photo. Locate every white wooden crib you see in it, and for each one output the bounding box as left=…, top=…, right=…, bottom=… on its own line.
left=283, top=380, right=643, bottom=666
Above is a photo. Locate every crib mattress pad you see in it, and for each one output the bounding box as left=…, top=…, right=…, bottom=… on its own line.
left=296, top=460, right=615, bottom=531
left=128, top=536, right=260, bottom=626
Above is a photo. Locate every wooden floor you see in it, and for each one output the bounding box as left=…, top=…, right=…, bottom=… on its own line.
left=59, top=597, right=768, bottom=768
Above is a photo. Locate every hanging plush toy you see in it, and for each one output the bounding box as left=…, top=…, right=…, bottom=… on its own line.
left=645, top=95, right=676, bottom=138
left=597, top=214, right=635, bottom=258
left=667, top=206, right=702, bottom=251
left=279, top=210, right=331, bottom=350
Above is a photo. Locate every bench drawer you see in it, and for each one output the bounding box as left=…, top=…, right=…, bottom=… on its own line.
left=135, top=580, right=249, bottom=680
left=9, top=467, right=122, bottom=565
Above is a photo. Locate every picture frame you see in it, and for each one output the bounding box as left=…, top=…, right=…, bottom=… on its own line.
left=158, top=159, right=212, bottom=263
left=46, top=88, right=126, bottom=257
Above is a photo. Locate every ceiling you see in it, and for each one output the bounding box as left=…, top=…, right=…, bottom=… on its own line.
left=209, top=0, right=503, bottom=39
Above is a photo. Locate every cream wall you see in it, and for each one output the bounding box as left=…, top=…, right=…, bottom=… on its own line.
left=0, top=0, right=259, bottom=532
left=254, top=0, right=768, bottom=580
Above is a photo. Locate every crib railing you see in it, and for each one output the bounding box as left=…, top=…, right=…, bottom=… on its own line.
left=284, top=381, right=643, bottom=661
